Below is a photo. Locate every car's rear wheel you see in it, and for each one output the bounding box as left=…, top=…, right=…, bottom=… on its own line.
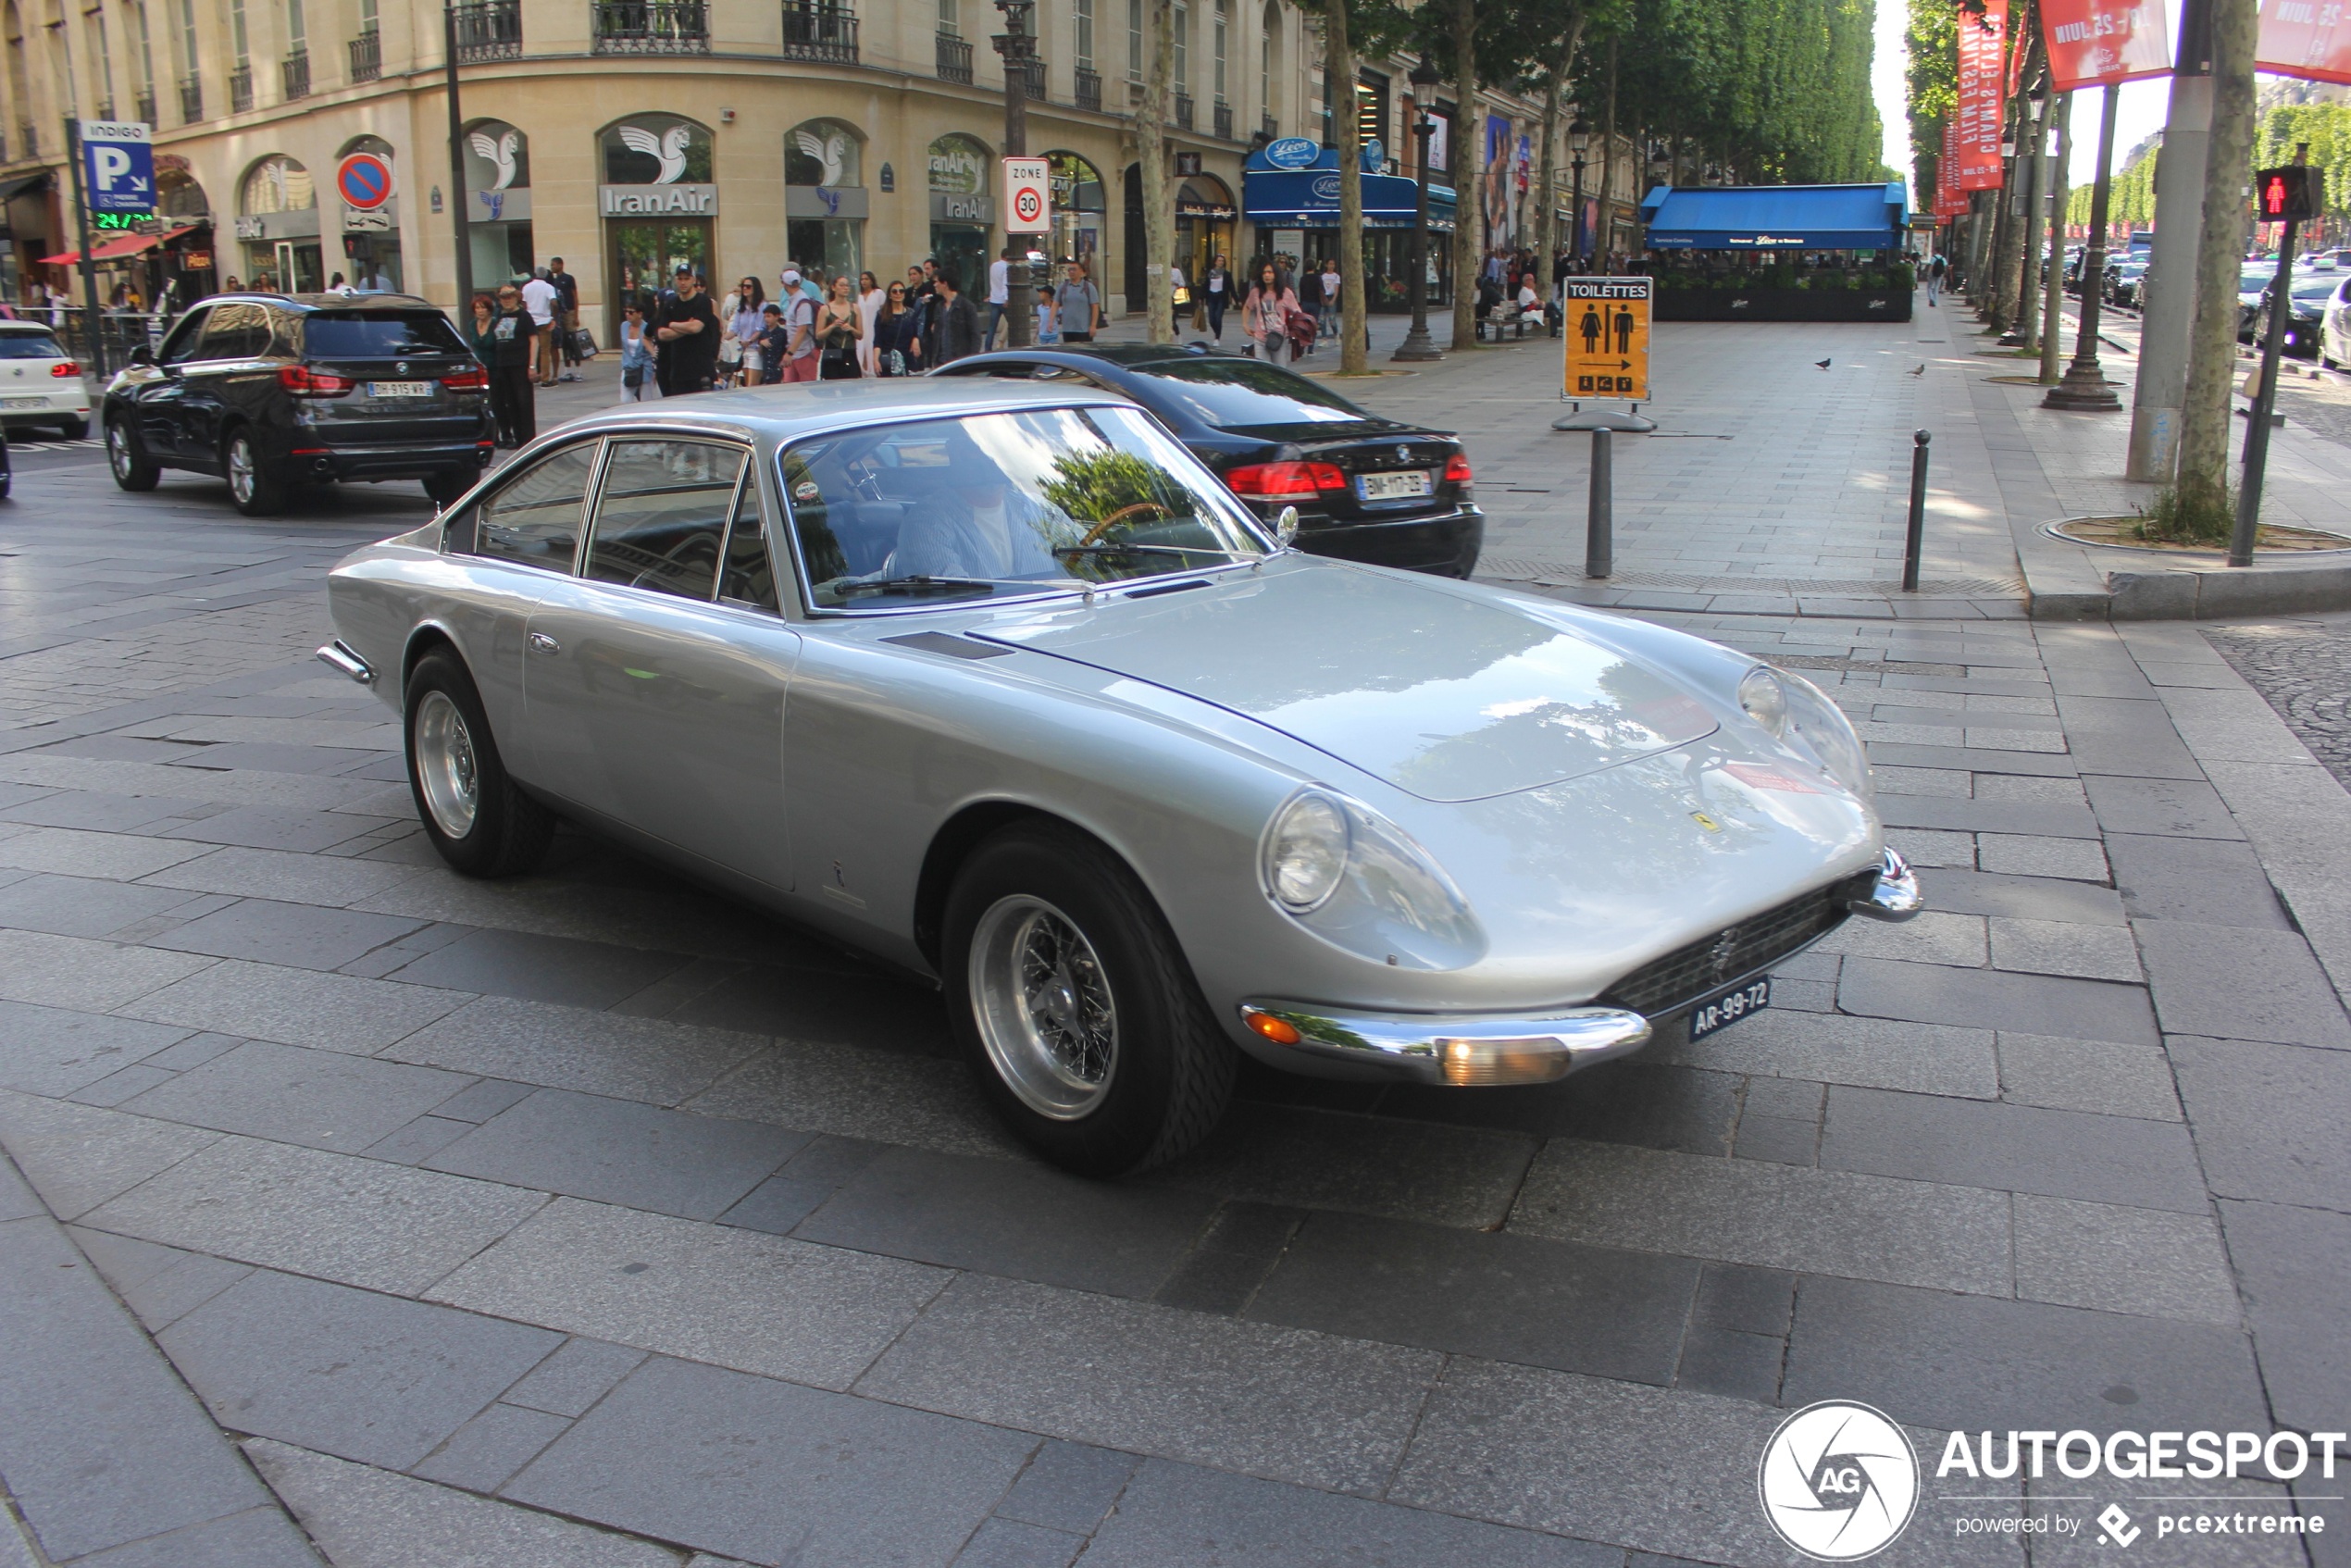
left=223, top=427, right=287, bottom=516
left=423, top=468, right=475, bottom=506
left=404, top=650, right=554, bottom=877
left=944, top=821, right=1234, bottom=1176
left=106, top=418, right=159, bottom=492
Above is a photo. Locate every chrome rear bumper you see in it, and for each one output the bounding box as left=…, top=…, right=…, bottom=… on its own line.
left=1238, top=1002, right=1652, bottom=1087
left=1847, top=847, right=1922, bottom=922
left=316, top=641, right=376, bottom=686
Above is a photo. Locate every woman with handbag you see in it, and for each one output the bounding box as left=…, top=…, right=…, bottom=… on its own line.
left=1243, top=262, right=1300, bottom=367
left=1168, top=256, right=1188, bottom=336
left=872, top=280, right=920, bottom=375
left=855, top=270, right=884, bottom=377
left=816, top=274, right=864, bottom=380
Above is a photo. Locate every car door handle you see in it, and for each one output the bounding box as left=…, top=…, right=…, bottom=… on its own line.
left=529, top=631, right=560, bottom=654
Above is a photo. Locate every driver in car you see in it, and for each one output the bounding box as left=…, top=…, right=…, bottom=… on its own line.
left=885, top=430, right=1079, bottom=581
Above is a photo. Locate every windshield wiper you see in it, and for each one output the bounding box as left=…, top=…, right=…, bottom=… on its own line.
left=1052, top=542, right=1248, bottom=561
left=826, top=574, right=1044, bottom=599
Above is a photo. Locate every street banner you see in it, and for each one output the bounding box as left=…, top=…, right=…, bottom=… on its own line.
left=1955, top=0, right=2009, bottom=192
left=2257, top=0, right=2351, bottom=85
left=2041, top=0, right=2172, bottom=89
left=1935, top=119, right=1970, bottom=218
left=1561, top=277, right=1650, bottom=403
left=78, top=120, right=155, bottom=216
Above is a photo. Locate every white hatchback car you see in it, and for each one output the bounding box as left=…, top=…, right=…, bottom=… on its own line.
left=2322, top=277, right=2351, bottom=372
left=0, top=321, right=92, bottom=439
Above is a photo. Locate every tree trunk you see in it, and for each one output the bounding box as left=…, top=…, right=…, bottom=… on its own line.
left=1600, top=31, right=1617, bottom=267
left=2039, top=92, right=2071, bottom=383
left=2175, top=0, right=2259, bottom=524
left=1448, top=0, right=1480, bottom=349
left=1141, top=0, right=1175, bottom=344
left=1331, top=0, right=1367, bottom=372
left=1985, top=95, right=2021, bottom=331
left=1531, top=17, right=1585, bottom=291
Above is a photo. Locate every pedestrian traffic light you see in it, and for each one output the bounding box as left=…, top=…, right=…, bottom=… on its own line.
left=2257, top=167, right=2322, bottom=224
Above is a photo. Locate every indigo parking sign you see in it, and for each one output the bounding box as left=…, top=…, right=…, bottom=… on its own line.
left=80, top=120, right=155, bottom=216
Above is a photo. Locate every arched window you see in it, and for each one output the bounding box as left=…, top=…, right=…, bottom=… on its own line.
left=927, top=132, right=990, bottom=197
left=240, top=155, right=315, bottom=214
left=785, top=118, right=862, bottom=188
left=599, top=114, right=714, bottom=186
left=462, top=119, right=529, bottom=194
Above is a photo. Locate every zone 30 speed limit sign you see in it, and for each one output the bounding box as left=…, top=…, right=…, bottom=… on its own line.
left=1002, top=156, right=1051, bottom=234
left=1562, top=276, right=1651, bottom=403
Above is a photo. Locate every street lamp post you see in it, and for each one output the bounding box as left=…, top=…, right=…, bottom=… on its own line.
left=1393, top=60, right=1442, bottom=362
left=1567, top=118, right=1591, bottom=265
left=2046, top=81, right=2124, bottom=411
left=992, top=0, right=1035, bottom=348
left=443, top=4, right=473, bottom=315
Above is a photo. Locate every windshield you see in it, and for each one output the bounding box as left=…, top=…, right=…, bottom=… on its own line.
left=301, top=311, right=470, bottom=357
left=0, top=331, right=64, bottom=359
left=1121, top=358, right=1375, bottom=429
left=2289, top=278, right=2338, bottom=301
left=784, top=404, right=1272, bottom=611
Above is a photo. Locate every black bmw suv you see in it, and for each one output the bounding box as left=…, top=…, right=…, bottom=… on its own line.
left=103, top=293, right=492, bottom=515
left=935, top=345, right=1482, bottom=577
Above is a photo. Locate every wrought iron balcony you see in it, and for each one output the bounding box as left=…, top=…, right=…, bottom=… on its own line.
left=229, top=64, right=254, bottom=113
left=593, top=0, right=709, bottom=53
left=178, top=76, right=201, bottom=122
left=1075, top=65, right=1100, bottom=111
left=135, top=88, right=157, bottom=124
left=348, top=28, right=381, bottom=81
left=1213, top=100, right=1231, bottom=140
left=1174, top=91, right=1193, bottom=131
left=453, top=0, right=523, bottom=60
left=936, top=31, right=972, bottom=83
left=1022, top=57, right=1045, bottom=100
left=781, top=3, right=856, bottom=61
left=1262, top=111, right=1277, bottom=140
left=280, top=48, right=310, bottom=99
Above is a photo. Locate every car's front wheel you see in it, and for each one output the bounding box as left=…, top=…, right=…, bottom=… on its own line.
left=223, top=427, right=287, bottom=516
left=944, top=821, right=1235, bottom=1176
left=404, top=650, right=554, bottom=877
left=106, top=418, right=159, bottom=492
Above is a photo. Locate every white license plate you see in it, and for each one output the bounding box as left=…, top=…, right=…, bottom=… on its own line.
left=1357, top=469, right=1433, bottom=502
left=3, top=396, right=48, bottom=410
left=368, top=380, right=435, bottom=398
left=1688, top=977, right=1771, bottom=1040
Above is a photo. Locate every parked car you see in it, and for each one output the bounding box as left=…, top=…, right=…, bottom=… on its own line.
left=319, top=380, right=1917, bottom=1176
left=2245, top=275, right=2339, bottom=358
left=2104, top=260, right=2149, bottom=309
left=102, top=292, right=493, bottom=516
left=933, top=344, right=1482, bottom=578
left=2323, top=277, right=2351, bottom=369
left=0, top=320, right=92, bottom=440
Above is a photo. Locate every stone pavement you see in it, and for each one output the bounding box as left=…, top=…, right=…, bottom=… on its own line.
left=0, top=328, right=2346, bottom=1566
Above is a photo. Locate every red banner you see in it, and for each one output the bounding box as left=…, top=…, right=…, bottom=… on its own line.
left=1955, top=0, right=2009, bottom=191
left=1935, top=119, right=1970, bottom=217
left=2258, top=0, right=2351, bottom=85
left=2041, top=0, right=2173, bottom=90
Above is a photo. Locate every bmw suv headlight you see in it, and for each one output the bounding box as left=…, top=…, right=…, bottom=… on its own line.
left=1260, top=788, right=1486, bottom=969
left=1781, top=670, right=1872, bottom=798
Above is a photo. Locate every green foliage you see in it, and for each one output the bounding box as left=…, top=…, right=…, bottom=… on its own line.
left=1038, top=450, right=1181, bottom=528
left=2134, top=484, right=2234, bottom=546
left=2252, top=102, right=2351, bottom=243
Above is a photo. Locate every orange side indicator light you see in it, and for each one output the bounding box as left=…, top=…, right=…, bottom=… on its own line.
left=1242, top=1010, right=1302, bottom=1045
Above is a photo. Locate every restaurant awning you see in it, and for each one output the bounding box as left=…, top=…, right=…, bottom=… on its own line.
left=1241, top=138, right=1457, bottom=232
left=38, top=225, right=198, bottom=267
left=1638, top=182, right=1909, bottom=251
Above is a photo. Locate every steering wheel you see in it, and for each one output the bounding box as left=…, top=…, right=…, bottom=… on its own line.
left=1079, top=500, right=1175, bottom=547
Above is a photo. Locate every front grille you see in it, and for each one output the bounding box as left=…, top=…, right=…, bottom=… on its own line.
left=1599, top=872, right=1874, bottom=1015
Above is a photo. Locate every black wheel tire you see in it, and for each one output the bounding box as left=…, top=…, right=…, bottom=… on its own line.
left=423, top=468, right=475, bottom=505
left=943, top=821, right=1235, bottom=1177
left=106, top=418, right=160, bottom=492
left=222, top=426, right=288, bottom=516
left=404, top=650, right=555, bottom=877
left=56, top=416, right=88, bottom=441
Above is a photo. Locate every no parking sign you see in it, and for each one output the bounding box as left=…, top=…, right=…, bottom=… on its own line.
left=335, top=152, right=395, bottom=212
left=1001, top=156, right=1049, bottom=234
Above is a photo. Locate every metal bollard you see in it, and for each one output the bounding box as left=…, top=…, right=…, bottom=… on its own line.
left=1586, top=429, right=1613, bottom=579
left=1901, top=429, right=1931, bottom=594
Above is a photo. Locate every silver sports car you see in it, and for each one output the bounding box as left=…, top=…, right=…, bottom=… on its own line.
left=321, top=380, right=1918, bottom=1176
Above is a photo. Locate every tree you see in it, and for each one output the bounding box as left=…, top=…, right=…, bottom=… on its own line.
left=2173, top=0, right=2259, bottom=536
left=1450, top=0, right=1482, bottom=349
left=1140, top=0, right=1175, bottom=345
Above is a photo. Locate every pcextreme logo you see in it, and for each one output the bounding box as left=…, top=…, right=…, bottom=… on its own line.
left=1758, top=1400, right=1921, bottom=1561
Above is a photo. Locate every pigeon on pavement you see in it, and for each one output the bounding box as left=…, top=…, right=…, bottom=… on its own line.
left=1909, top=363, right=1928, bottom=377
left=1814, top=357, right=1833, bottom=369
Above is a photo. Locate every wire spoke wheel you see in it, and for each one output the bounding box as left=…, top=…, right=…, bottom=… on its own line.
left=411, top=689, right=480, bottom=839
left=968, top=893, right=1118, bottom=1119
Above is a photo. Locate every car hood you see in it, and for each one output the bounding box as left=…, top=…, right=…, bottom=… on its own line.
left=975, top=561, right=1719, bottom=802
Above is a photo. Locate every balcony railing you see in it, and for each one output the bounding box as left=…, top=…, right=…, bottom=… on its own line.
left=936, top=31, right=972, bottom=83
left=1075, top=65, right=1100, bottom=111
left=229, top=64, right=254, bottom=113
left=348, top=28, right=381, bottom=81
left=1021, top=57, right=1045, bottom=100
left=453, top=0, right=523, bottom=59
left=593, top=0, right=708, bottom=53
left=178, top=76, right=201, bottom=122
left=780, top=3, right=856, bottom=61
left=96, top=96, right=115, bottom=119
left=1262, top=111, right=1277, bottom=140
left=1174, top=91, right=1193, bottom=131
left=134, top=88, right=156, bottom=124
left=1213, top=100, right=1232, bottom=140
left=280, top=48, right=310, bottom=99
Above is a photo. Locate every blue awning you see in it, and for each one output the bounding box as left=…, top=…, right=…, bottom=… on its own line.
left=1638, top=182, right=1908, bottom=251
left=1242, top=169, right=1456, bottom=232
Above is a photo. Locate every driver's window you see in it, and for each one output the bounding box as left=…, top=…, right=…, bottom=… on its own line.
left=157, top=308, right=211, bottom=366
left=583, top=439, right=749, bottom=601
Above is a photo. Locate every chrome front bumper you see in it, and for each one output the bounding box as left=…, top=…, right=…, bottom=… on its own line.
left=1847, top=847, right=1922, bottom=922
left=1238, top=1002, right=1653, bottom=1087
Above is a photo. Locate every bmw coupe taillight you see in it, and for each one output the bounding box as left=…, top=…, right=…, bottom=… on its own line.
left=1225, top=461, right=1348, bottom=501
left=442, top=366, right=490, bottom=392
left=1443, top=453, right=1473, bottom=483
left=278, top=365, right=355, bottom=396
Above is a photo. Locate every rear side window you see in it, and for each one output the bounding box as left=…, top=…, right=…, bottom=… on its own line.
left=582, top=439, right=748, bottom=601
left=303, top=312, right=470, bottom=358
left=0, top=332, right=64, bottom=359
left=198, top=304, right=273, bottom=361
left=474, top=442, right=599, bottom=571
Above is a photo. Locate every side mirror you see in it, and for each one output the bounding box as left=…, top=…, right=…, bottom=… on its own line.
left=1274, top=505, right=1300, bottom=548
left=126, top=343, right=154, bottom=367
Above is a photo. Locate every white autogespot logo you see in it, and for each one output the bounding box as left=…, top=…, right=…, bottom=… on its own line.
left=1759, top=1400, right=1921, bottom=1561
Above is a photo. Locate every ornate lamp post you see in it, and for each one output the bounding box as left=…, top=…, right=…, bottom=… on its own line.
left=1394, top=59, right=1443, bottom=362
left=992, top=0, right=1036, bottom=347
left=2046, top=81, right=2125, bottom=411
left=1566, top=118, right=1592, bottom=265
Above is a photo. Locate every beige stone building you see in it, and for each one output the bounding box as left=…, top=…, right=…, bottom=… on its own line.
left=0, top=0, right=1623, bottom=340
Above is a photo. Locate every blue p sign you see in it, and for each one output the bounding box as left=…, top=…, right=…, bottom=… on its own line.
left=81, top=121, right=156, bottom=216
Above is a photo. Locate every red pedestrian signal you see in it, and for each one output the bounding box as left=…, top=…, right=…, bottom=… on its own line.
left=2256, top=167, right=2321, bottom=224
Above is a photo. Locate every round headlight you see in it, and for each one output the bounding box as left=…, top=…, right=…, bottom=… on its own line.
left=1738, top=666, right=1787, bottom=736
left=1263, top=790, right=1350, bottom=912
